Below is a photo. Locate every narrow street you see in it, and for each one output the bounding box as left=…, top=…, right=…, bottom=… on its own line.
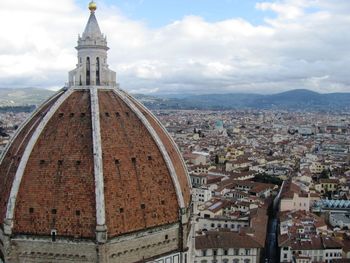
left=264, top=183, right=283, bottom=263
left=265, top=216, right=278, bottom=263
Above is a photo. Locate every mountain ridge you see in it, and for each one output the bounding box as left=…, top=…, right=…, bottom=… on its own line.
left=136, top=89, right=350, bottom=111
left=0, top=88, right=55, bottom=106
left=0, top=87, right=349, bottom=111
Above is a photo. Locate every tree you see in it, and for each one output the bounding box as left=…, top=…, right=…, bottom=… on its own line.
left=319, top=169, right=330, bottom=179
left=0, top=126, right=8, bottom=137
left=253, top=173, right=283, bottom=186
left=215, top=155, right=219, bottom=164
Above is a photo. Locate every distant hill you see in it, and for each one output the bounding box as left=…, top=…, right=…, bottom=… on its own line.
left=0, top=88, right=349, bottom=111
left=136, top=89, right=350, bottom=111
left=253, top=89, right=350, bottom=110
left=0, top=88, right=55, bottom=107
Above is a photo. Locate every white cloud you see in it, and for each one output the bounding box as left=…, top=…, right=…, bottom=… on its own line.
left=256, top=1, right=306, bottom=20
left=0, top=0, right=350, bottom=94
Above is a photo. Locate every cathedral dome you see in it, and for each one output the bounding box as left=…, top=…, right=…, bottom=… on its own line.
left=0, top=87, right=191, bottom=238
left=0, top=3, right=192, bottom=263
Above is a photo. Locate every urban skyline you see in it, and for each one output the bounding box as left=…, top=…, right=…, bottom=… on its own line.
left=1, top=1, right=350, bottom=262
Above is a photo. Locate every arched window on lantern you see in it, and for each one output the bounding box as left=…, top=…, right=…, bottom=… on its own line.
left=96, top=57, right=100, bottom=85
left=86, top=57, right=91, bottom=85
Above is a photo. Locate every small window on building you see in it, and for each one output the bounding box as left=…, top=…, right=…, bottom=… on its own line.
left=115, top=159, right=120, bottom=165
left=165, top=235, right=168, bottom=240
left=29, top=208, right=34, bottom=214
left=69, top=113, right=74, bottom=118
left=141, top=204, right=145, bottom=209
left=131, top=157, right=136, bottom=164
left=52, top=209, right=57, bottom=214
left=119, top=208, right=124, bottom=213
left=148, top=155, right=152, bottom=161
left=76, top=210, right=80, bottom=216
left=115, top=112, right=120, bottom=117
left=105, top=112, right=110, bottom=117
left=76, top=160, right=81, bottom=165
left=51, top=229, right=57, bottom=242
left=58, top=113, right=64, bottom=118
left=40, top=160, right=45, bottom=165
left=58, top=160, right=63, bottom=165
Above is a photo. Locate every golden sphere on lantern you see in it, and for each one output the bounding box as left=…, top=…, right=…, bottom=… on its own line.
left=89, top=1, right=97, bottom=12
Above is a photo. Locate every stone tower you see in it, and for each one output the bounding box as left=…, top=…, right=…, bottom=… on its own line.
left=0, top=2, right=192, bottom=262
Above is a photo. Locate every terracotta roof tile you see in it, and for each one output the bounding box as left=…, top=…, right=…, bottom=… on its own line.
left=195, top=231, right=263, bottom=249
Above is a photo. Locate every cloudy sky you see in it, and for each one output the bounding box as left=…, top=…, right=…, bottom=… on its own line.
left=1, top=0, right=350, bottom=94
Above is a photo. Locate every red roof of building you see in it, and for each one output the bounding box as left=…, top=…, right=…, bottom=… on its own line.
left=195, top=231, right=263, bottom=250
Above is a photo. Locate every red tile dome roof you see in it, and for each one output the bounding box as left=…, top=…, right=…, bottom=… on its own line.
left=0, top=87, right=191, bottom=240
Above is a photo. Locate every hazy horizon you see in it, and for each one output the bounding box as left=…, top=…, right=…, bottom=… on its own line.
left=1, top=87, right=350, bottom=96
